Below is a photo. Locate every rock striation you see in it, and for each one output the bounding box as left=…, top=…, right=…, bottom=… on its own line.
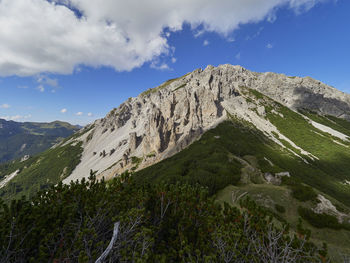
left=62, top=64, right=350, bottom=183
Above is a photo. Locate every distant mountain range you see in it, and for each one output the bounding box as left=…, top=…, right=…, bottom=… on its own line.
left=1, top=64, right=350, bottom=260
left=0, top=119, right=80, bottom=164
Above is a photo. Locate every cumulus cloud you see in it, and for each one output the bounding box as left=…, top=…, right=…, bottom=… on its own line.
left=266, top=43, right=274, bottom=49
left=61, top=108, right=67, bottom=113
left=0, top=0, right=329, bottom=77
left=76, top=111, right=83, bottom=116
left=203, top=40, right=210, bottom=46
left=0, top=104, right=10, bottom=109
left=87, top=112, right=93, bottom=117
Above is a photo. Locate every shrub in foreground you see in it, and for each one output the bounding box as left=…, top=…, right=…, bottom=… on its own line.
left=0, top=175, right=327, bottom=262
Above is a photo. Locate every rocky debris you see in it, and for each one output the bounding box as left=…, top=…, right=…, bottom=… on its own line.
left=309, top=120, right=349, bottom=141
left=60, top=167, right=68, bottom=179
left=122, top=153, right=128, bottom=167
left=275, top=171, right=290, bottom=178
left=118, top=139, right=128, bottom=147
left=264, top=173, right=275, bottom=184
left=129, top=132, right=137, bottom=152
left=256, top=106, right=265, bottom=116
left=264, top=157, right=274, bottom=166
left=20, top=155, right=30, bottom=162
left=264, top=171, right=290, bottom=185
left=0, top=169, right=20, bottom=189
left=313, top=194, right=349, bottom=223
left=62, top=64, right=350, bottom=183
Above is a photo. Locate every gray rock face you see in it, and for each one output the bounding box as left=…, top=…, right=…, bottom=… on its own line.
left=63, top=64, right=350, bottom=183
left=129, top=132, right=137, bottom=152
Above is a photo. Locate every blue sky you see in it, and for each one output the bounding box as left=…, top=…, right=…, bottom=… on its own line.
left=0, top=0, right=349, bottom=125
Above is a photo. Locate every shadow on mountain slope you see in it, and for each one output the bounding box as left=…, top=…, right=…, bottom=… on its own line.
left=293, top=86, right=350, bottom=120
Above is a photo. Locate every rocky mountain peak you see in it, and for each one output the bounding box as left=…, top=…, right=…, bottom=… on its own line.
left=62, top=64, right=350, bottom=183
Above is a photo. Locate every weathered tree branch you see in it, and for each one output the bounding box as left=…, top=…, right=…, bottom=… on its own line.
left=95, top=222, right=120, bottom=263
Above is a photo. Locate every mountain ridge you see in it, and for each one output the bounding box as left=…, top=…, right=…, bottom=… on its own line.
left=2, top=64, right=350, bottom=200
left=0, top=118, right=80, bottom=164
left=1, top=64, right=350, bottom=260
left=59, top=64, right=350, bottom=183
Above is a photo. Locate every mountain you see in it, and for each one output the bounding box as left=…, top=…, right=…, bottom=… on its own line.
left=1, top=64, right=350, bottom=260
left=0, top=119, right=80, bottom=164
left=64, top=64, right=350, bottom=183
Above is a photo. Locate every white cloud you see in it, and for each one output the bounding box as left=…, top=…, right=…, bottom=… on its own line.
left=1, top=114, right=31, bottom=121
left=194, top=29, right=205, bottom=38
left=76, top=111, right=83, bottom=116
left=289, top=0, right=330, bottom=13
left=266, top=43, right=273, bottom=49
left=0, top=104, right=10, bottom=109
left=246, top=27, right=264, bottom=40
left=171, top=57, right=177, bottom=63
left=36, top=85, right=45, bottom=92
left=150, top=61, right=170, bottom=71
left=203, top=40, right=210, bottom=46
left=235, top=53, right=241, bottom=60
left=17, top=85, right=28, bottom=89
left=0, top=0, right=329, bottom=77
left=36, top=75, right=59, bottom=92
left=87, top=112, right=93, bottom=117
left=61, top=108, right=67, bottom=113
left=37, top=75, right=58, bottom=87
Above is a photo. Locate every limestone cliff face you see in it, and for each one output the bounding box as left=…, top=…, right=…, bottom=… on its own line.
left=62, top=64, right=350, bottom=183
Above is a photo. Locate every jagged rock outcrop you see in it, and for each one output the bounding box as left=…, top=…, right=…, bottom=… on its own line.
left=62, top=64, right=350, bottom=183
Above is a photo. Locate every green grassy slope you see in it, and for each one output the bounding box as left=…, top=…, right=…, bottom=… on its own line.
left=216, top=184, right=350, bottom=262
left=135, top=116, right=350, bottom=206
left=0, top=119, right=80, bottom=163
left=246, top=88, right=350, bottom=206
left=265, top=109, right=350, bottom=206
left=0, top=124, right=97, bottom=201
left=134, top=114, right=350, bottom=261
left=0, top=141, right=83, bottom=201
